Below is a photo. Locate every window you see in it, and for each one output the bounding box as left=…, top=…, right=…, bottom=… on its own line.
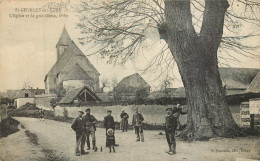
left=54, top=78, right=57, bottom=84
left=25, top=93, right=29, bottom=98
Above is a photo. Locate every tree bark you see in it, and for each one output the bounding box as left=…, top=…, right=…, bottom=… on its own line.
left=162, top=0, right=241, bottom=140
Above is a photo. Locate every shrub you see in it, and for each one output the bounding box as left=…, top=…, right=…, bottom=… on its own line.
left=0, top=117, right=20, bottom=138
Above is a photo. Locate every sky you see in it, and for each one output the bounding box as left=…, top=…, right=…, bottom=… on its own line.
left=0, top=0, right=259, bottom=92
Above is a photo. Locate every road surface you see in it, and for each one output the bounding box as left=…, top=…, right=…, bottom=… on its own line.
left=14, top=117, right=260, bottom=161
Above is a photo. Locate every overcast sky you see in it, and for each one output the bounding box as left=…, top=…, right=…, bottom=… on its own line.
left=0, top=0, right=259, bottom=92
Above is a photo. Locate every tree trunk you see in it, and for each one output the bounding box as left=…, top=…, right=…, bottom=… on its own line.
left=162, top=0, right=241, bottom=140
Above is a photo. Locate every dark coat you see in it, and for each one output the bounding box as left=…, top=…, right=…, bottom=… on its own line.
left=120, top=112, right=129, bottom=130
left=165, top=114, right=177, bottom=133
left=83, top=114, right=97, bottom=131
left=104, top=115, right=115, bottom=130
left=71, top=117, right=85, bottom=133
left=132, top=113, right=144, bottom=126
left=106, top=134, right=115, bottom=146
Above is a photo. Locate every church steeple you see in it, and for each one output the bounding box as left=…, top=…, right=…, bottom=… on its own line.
left=56, top=26, right=72, bottom=60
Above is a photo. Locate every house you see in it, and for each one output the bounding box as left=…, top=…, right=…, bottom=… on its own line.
left=44, top=27, right=100, bottom=94
left=113, top=73, right=151, bottom=101
left=147, top=67, right=260, bottom=105
left=59, top=86, right=101, bottom=106
left=219, top=67, right=260, bottom=95
left=245, top=71, right=260, bottom=94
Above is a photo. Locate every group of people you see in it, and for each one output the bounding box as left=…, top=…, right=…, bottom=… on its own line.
left=71, top=104, right=184, bottom=156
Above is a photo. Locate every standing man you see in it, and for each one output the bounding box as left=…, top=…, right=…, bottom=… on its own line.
left=132, top=108, right=144, bottom=142
left=165, top=107, right=177, bottom=155
left=104, top=110, right=115, bottom=147
left=120, top=110, right=129, bottom=132
left=82, top=108, right=98, bottom=152
left=71, top=111, right=88, bottom=156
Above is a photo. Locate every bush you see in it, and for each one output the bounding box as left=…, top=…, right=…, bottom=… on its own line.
left=19, top=103, right=39, bottom=111
left=8, top=109, right=55, bottom=119
left=25, top=130, right=39, bottom=145
left=0, top=117, right=20, bottom=138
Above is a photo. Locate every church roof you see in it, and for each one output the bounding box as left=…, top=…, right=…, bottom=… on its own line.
left=245, top=71, right=260, bottom=93
left=45, top=40, right=100, bottom=81
left=56, top=26, right=72, bottom=47
left=61, top=63, right=92, bottom=81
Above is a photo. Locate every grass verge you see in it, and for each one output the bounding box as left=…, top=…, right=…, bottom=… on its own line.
left=24, top=130, right=70, bottom=161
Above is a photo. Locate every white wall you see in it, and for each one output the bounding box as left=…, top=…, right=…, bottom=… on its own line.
left=16, top=98, right=35, bottom=108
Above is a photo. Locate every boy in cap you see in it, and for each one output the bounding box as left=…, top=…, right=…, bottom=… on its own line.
left=165, top=107, right=177, bottom=155
left=71, top=111, right=88, bottom=156
left=82, top=108, right=98, bottom=152
left=132, top=108, right=144, bottom=142
left=104, top=110, right=115, bottom=147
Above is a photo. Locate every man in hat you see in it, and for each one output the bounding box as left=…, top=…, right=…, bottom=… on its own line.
left=165, top=107, right=177, bottom=155
left=132, top=108, right=144, bottom=142
left=82, top=108, right=98, bottom=152
left=71, top=111, right=88, bottom=156
left=104, top=110, right=115, bottom=147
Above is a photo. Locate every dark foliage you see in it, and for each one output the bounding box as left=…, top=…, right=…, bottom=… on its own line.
left=0, top=117, right=20, bottom=138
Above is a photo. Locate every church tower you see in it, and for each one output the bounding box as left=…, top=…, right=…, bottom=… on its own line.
left=56, top=26, right=72, bottom=60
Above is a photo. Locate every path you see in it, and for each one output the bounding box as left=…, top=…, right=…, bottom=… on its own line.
left=14, top=117, right=260, bottom=161
left=0, top=125, right=45, bottom=161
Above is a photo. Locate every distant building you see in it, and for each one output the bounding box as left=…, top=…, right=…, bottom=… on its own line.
left=44, top=27, right=100, bottom=94
left=219, top=67, right=260, bottom=95
left=113, top=73, right=150, bottom=101
left=7, top=88, right=45, bottom=100
left=148, top=67, right=260, bottom=105
left=59, top=86, right=101, bottom=106
left=11, top=88, right=44, bottom=108
left=245, top=71, right=260, bottom=94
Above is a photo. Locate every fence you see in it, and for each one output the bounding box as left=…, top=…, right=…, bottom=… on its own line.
left=55, top=105, right=188, bottom=126
left=0, top=104, right=7, bottom=123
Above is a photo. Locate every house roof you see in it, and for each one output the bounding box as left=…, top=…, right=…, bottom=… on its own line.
left=114, top=73, right=150, bottom=91
left=45, top=40, right=99, bottom=82
left=245, top=71, right=260, bottom=93
left=15, top=89, right=35, bottom=98
left=56, top=26, right=72, bottom=47
left=59, top=86, right=101, bottom=104
left=7, top=89, right=45, bottom=99
left=219, top=67, right=260, bottom=89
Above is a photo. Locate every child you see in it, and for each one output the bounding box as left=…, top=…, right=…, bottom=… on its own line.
left=106, top=128, right=116, bottom=153
left=39, top=108, right=44, bottom=121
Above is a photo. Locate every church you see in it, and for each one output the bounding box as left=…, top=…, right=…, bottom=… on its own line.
left=44, top=27, right=100, bottom=94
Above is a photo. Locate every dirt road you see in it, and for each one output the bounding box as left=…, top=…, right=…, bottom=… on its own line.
left=14, top=117, right=260, bottom=161
left=0, top=124, right=45, bottom=161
